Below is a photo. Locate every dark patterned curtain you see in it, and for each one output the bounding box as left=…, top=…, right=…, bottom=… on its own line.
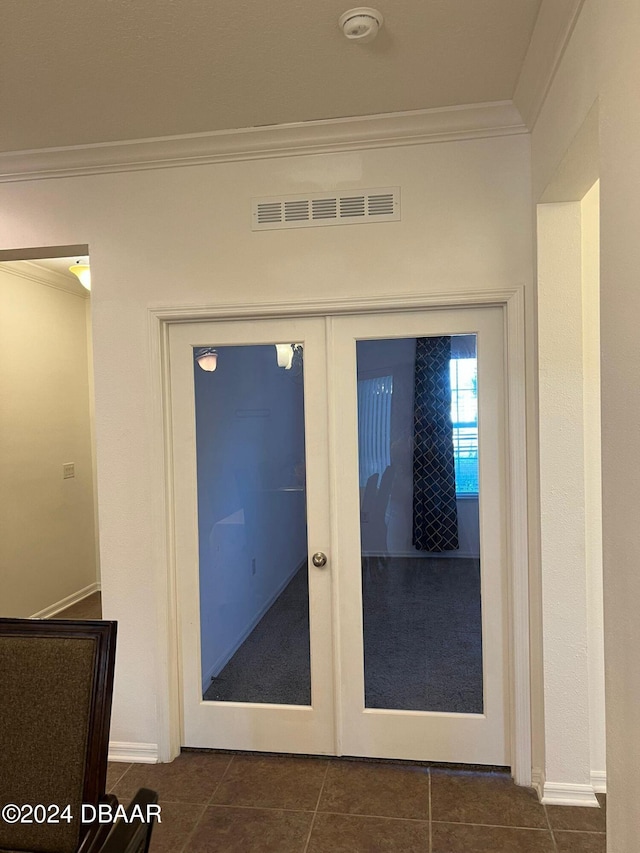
left=412, top=336, right=459, bottom=552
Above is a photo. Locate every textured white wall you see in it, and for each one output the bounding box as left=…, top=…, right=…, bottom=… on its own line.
left=537, top=201, right=594, bottom=796
left=599, top=3, right=640, bottom=846
left=0, top=264, right=97, bottom=616
left=535, top=183, right=605, bottom=802
left=0, top=135, right=533, bottom=756
left=532, top=0, right=640, bottom=844
left=581, top=181, right=605, bottom=781
left=530, top=0, right=600, bottom=203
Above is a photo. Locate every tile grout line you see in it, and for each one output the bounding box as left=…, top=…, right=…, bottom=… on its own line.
left=542, top=803, right=558, bottom=853
left=197, top=803, right=316, bottom=814
left=178, top=753, right=236, bottom=853
left=171, top=801, right=566, bottom=830
left=176, top=803, right=207, bottom=853
left=302, top=760, right=330, bottom=853
left=106, top=763, right=132, bottom=792
left=544, top=829, right=606, bottom=835
left=430, top=819, right=557, bottom=832
left=294, top=811, right=551, bottom=830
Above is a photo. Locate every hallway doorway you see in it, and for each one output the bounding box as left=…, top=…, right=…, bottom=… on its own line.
left=0, top=249, right=99, bottom=621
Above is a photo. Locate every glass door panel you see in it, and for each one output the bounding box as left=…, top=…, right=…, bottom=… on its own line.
left=172, top=307, right=508, bottom=765
left=193, top=343, right=310, bottom=705
left=171, top=317, right=335, bottom=755
left=331, top=308, right=508, bottom=766
left=357, top=335, right=482, bottom=714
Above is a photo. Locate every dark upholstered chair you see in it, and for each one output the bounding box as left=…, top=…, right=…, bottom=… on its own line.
left=0, top=618, right=157, bottom=853
left=94, top=788, right=158, bottom=853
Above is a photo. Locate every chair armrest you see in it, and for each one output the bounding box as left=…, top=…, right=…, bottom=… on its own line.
left=93, top=788, right=159, bottom=853
left=78, top=795, right=119, bottom=853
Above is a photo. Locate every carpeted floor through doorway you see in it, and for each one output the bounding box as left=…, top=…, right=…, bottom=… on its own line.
left=204, top=556, right=483, bottom=713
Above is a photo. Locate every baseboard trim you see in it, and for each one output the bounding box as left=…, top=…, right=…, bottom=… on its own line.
left=531, top=767, right=545, bottom=801
left=591, top=770, right=607, bottom=793
left=108, top=742, right=158, bottom=764
left=31, top=582, right=101, bottom=619
left=542, top=781, right=600, bottom=807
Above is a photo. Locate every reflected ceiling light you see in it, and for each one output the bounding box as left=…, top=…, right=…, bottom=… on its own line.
left=195, top=348, right=218, bottom=372
left=339, top=7, right=383, bottom=43
left=275, top=344, right=294, bottom=370
left=275, top=343, right=303, bottom=370
left=69, top=259, right=91, bottom=291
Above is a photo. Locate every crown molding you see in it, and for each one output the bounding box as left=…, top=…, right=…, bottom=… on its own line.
left=513, top=0, right=586, bottom=131
left=0, top=101, right=526, bottom=184
left=0, top=259, right=88, bottom=298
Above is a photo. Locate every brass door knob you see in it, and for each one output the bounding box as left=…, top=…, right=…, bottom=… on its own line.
left=312, top=552, right=328, bottom=568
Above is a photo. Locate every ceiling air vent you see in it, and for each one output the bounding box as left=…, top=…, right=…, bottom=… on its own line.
left=256, top=202, right=282, bottom=225
left=340, top=195, right=366, bottom=218
left=252, top=187, right=400, bottom=231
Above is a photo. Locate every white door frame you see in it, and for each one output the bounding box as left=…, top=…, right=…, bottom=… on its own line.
left=148, top=286, right=531, bottom=786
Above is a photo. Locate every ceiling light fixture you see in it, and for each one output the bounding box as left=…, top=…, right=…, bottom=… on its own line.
left=69, top=259, right=91, bottom=291
left=339, top=7, right=383, bottom=43
left=195, top=348, right=218, bottom=372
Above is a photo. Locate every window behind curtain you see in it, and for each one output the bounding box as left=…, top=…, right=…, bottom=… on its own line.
left=357, top=357, right=478, bottom=495
left=450, top=357, right=478, bottom=495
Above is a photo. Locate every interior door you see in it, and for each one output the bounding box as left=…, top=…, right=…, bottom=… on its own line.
left=169, top=317, right=335, bottom=755
left=169, top=305, right=509, bottom=765
left=330, top=307, right=509, bottom=765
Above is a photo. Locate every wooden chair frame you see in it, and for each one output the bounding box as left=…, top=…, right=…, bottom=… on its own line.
left=0, top=618, right=117, bottom=850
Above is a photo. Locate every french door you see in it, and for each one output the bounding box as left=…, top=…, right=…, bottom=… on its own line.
left=169, top=306, right=509, bottom=765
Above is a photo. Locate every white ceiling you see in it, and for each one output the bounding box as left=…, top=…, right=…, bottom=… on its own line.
left=0, top=0, right=542, bottom=153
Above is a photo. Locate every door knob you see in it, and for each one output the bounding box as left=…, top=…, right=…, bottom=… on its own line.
left=312, top=551, right=328, bottom=568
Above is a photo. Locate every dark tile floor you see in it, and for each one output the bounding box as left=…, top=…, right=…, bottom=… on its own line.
left=60, top=595, right=607, bottom=851
left=106, top=753, right=607, bottom=853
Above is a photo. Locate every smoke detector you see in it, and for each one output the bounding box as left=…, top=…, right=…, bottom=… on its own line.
left=339, top=7, right=383, bottom=43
